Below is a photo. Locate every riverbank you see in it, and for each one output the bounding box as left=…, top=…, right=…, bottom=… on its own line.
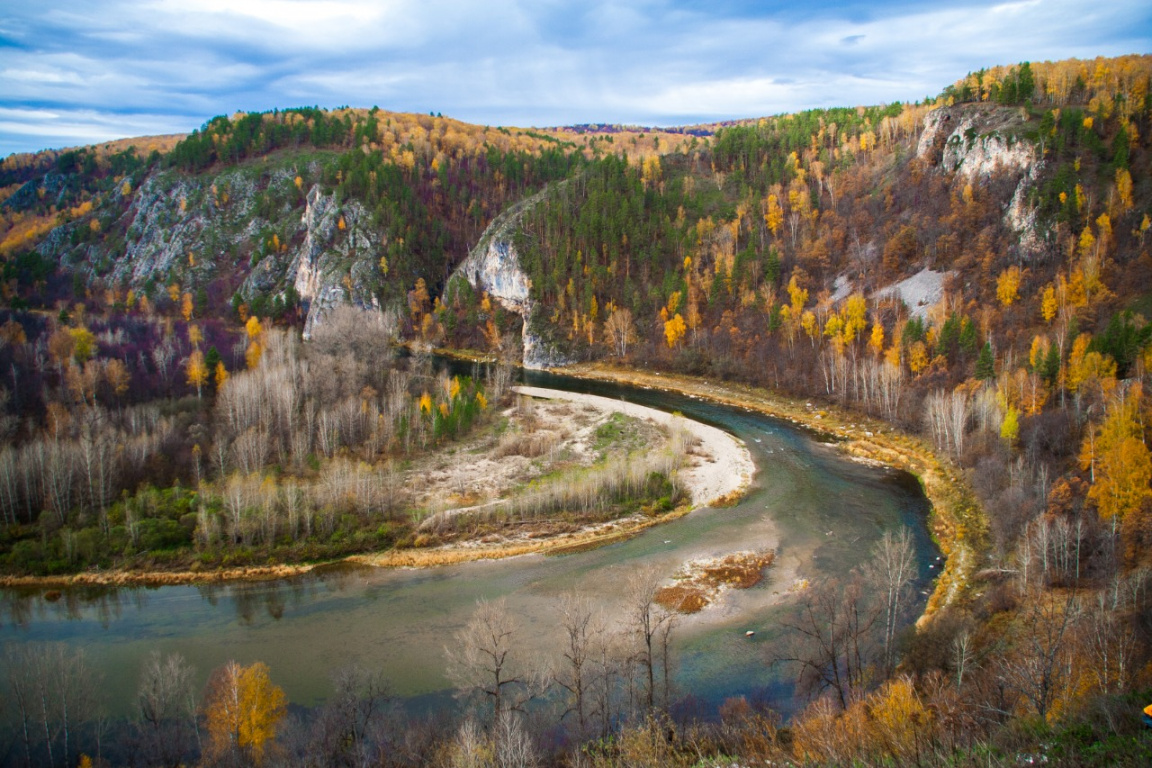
left=355, top=385, right=754, bottom=569
left=0, top=385, right=754, bottom=589
left=553, top=362, right=988, bottom=619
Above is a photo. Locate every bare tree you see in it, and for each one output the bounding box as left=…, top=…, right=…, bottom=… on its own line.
left=996, top=590, right=1080, bottom=721
left=311, top=666, right=390, bottom=768
left=4, top=644, right=100, bottom=768
left=136, top=650, right=198, bottom=768
left=604, top=308, right=638, bottom=358
left=778, top=573, right=880, bottom=709
left=624, top=567, right=677, bottom=713
left=866, top=528, right=916, bottom=675
left=446, top=598, right=540, bottom=724
left=554, top=592, right=608, bottom=738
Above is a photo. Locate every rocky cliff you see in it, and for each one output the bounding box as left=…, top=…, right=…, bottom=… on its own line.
left=917, top=104, right=1044, bottom=256
left=34, top=160, right=392, bottom=335
left=453, top=184, right=571, bottom=368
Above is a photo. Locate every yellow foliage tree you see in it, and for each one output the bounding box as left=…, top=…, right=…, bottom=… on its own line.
left=1115, top=168, right=1134, bottom=213
left=202, top=661, right=287, bottom=767
left=841, top=294, right=868, bottom=343
left=1081, top=387, right=1152, bottom=534
left=245, top=341, right=262, bottom=370
left=996, top=266, right=1022, bottom=307
left=1001, top=405, right=1020, bottom=444
left=869, top=322, right=885, bottom=356
left=1041, top=283, right=1058, bottom=323
left=764, top=194, right=784, bottom=236
left=908, top=341, right=929, bottom=374
left=664, top=313, right=687, bottom=348
left=186, top=349, right=208, bottom=399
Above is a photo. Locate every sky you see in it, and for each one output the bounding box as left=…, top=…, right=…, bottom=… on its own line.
left=1, top=0, right=1149, bottom=157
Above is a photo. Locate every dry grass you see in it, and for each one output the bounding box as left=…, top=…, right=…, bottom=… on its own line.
left=656, top=550, right=776, bottom=614
left=0, top=563, right=312, bottom=589
left=493, top=429, right=563, bottom=459
left=654, top=585, right=710, bottom=613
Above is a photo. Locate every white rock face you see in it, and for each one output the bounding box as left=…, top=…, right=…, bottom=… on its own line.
left=454, top=184, right=571, bottom=369
left=279, top=184, right=385, bottom=338
left=918, top=105, right=1044, bottom=257
left=939, top=119, right=1035, bottom=181
left=874, top=268, right=950, bottom=321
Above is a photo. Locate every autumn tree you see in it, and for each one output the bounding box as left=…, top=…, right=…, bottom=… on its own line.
left=201, top=661, right=287, bottom=767
left=187, top=349, right=209, bottom=399
left=997, top=266, right=1022, bottom=307
left=1081, top=385, right=1152, bottom=560
left=604, top=307, right=638, bottom=357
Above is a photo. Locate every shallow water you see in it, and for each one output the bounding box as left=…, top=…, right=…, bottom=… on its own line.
left=0, top=367, right=937, bottom=718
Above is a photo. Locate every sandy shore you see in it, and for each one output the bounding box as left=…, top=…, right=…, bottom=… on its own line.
left=512, top=386, right=754, bottom=508
left=551, top=363, right=987, bottom=619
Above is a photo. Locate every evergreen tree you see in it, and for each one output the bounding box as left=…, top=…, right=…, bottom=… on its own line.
left=976, top=342, right=996, bottom=380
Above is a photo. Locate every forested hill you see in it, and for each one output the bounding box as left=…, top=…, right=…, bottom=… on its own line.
left=2, top=53, right=1152, bottom=764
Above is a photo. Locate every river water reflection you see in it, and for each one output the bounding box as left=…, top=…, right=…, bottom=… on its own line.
left=0, top=367, right=938, bottom=718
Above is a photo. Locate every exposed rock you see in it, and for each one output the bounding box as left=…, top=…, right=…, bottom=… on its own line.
left=454, top=183, right=572, bottom=368
left=874, top=268, right=950, bottom=320
left=918, top=104, right=1044, bottom=257
left=279, top=184, right=386, bottom=338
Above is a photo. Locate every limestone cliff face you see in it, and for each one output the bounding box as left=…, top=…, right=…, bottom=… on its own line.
left=453, top=184, right=571, bottom=369
left=35, top=164, right=392, bottom=337
left=917, top=104, right=1043, bottom=256
left=277, top=184, right=384, bottom=338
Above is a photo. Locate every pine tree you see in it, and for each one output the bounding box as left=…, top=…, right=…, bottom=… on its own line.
left=975, top=342, right=995, bottom=380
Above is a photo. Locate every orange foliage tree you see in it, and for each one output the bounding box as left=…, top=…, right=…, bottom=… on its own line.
left=201, top=661, right=287, bottom=766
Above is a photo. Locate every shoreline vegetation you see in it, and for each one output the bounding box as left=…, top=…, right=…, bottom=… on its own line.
left=0, top=363, right=981, bottom=621
left=0, top=361, right=977, bottom=620
left=0, top=381, right=755, bottom=589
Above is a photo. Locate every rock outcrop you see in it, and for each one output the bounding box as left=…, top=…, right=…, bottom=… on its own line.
left=279, top=185, right=384, bottom=338
left=453, top=184, right=570, bottom=368
left=34, top=162, right=392, bottom=338
left=918, top=104, right=1044, bottom=256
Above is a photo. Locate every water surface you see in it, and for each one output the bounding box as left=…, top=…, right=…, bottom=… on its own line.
left=0, top=368, right=937, bottom=717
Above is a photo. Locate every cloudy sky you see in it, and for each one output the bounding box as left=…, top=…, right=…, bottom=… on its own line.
left=1, top=0, right=1149, bottom=156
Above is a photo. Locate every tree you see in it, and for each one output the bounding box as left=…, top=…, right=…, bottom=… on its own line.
left=625, top=567, right=677, bottom=713
left=1082, top=386, right=1152, bottom=555
left=446, top=598, right=537, bottom=724
left=604, top=307, right=638, bottom=357
left=201, top=661, right=287, bottom=767
left=310, top=666, right=389, bottom=768
left=137, top=651, right=197, bottom=768
left=975, top=341, right=995, bottom=380
left=4, top=644, right=100, bottom=768
left=663, top=313, right=687, bottom=349
left=778, top=573, right=880, bottom=709
left=996, top=266, right=1021, bottom=307
left=866, top=529, right=916, bottom=676
left=764, top=194, right=784, bottom=237
left=555, top=592, right=607, bottom=737
left=997, top=592, right=1080, bottom=721
left=187, top=350, right=209, bottom=399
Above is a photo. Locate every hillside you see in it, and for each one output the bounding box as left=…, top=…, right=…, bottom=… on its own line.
left=2, top=53, right=1152, bottom=766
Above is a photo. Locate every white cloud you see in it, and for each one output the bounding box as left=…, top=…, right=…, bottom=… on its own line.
left=1, top=0, right=1148, bottom=153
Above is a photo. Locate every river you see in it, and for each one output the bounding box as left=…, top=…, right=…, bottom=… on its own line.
left=0, top=366, right=938, bottom=720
